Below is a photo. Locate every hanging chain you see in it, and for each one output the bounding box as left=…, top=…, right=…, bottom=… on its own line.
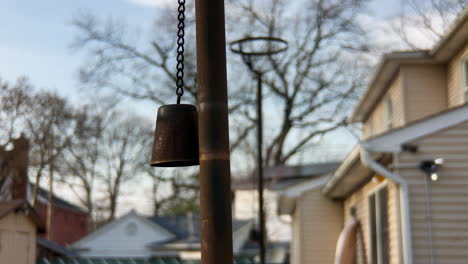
left=175, top=0, right=185, bottom=104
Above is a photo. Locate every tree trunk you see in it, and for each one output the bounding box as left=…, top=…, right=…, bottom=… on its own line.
left=47, top=163, right=54, bottom=241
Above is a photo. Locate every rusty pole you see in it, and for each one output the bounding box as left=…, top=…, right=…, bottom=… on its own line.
left=195, top=0, right=234, bottom=263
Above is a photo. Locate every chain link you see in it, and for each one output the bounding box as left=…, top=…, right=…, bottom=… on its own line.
left=176, top=0, right=185, bottom=104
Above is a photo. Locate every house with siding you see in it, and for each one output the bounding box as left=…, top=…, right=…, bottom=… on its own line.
left=278, top=6, right=468, bottom=264
left=232, top=162, right=339, bottom=242
left=0, top=135, right=90, bottom=246
left=33, top=185, right=89, bottom=246
left=71, top=211, right=256, bottom=260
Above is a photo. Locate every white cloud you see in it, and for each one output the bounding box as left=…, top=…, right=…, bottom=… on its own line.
left=127, top=0, right=176, bottom=8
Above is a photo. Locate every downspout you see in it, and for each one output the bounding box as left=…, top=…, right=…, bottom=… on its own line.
left=360, top=147, right=413, bottom=264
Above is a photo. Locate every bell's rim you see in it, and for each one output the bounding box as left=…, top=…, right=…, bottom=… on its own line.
left=151, top=159, right=199, bottom=167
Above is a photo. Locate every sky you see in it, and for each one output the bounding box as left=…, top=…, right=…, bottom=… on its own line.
left=0, top=0, right=399, bottom=100
left=0, top=0, right=402, bottom=156
left=0, top=0, right=161, bottom=98
left=0, top=0, right=418, bottom=215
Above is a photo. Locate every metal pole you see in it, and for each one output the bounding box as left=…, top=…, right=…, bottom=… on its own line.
left=256, top=72, right=266, bottom=264
left=195, top=0, right=234, bottom=263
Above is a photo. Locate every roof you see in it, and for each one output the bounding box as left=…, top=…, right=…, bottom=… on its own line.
left=350, top=6, right=468, bottom=123
left=233, top=162, right=340, bottom=190
left=71, top=210, right=254, bottom=256
left=362, top=103, right=468, bottom=152
left=0, top=200, right=25, bottom=219
left=322, top=104, right=468, bottom=198
left=37, top=256, right=260, bottom=264
left=71, top=210, right=175, bottom=250
left=147, top=213, right=251, bottom=250
left=349, top=51, right=432, bottom=123
left=35, top=185, right=88, bottom=214
left=431, top=6, right=468, bottom=61
left=277, top=175, right=333, bottom=215
left=321, top=146, right=376, bottom=199
left=0, top=199, right=45, bottom=231
left=37, top=237, right=79, bottom=257
left=263, top=162, right=340, bottom=179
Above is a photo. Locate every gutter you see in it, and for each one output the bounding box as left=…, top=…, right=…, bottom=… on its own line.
left=322, top=146, right=360, bottom=195
left=430, top=5, right=468, bottom=59
left=279, top=175, right=331, bottom=215
left=360, top=147, right=413, bottom=264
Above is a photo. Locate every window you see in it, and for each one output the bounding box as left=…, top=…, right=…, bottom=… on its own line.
left=368, top=120, right=374, bottom=137
left=126, top=222, right=138, bottom=236
left=463, top=59, right=468, bottom=101
left=464, top=59, right=468, bottom=89
left=368, top=186, right=389, bottom=264
left=385, top=98, right=393, bottom=129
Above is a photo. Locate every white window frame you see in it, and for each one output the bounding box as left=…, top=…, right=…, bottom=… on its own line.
left=368, top=183, right=389, bottom=264
left=385, top=97, right=393, bottom=130
left=462, top=58, right=468, bottom=101
left=368, top=120, right=374, bottom=137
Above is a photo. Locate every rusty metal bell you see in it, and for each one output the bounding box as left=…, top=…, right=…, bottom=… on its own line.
left=151, top=104, right=199, bottom=167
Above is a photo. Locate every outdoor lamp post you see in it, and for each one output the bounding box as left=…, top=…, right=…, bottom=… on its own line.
left=418, top=157, right=444, bottom=264
left=230, top=36, right=288, bottom=264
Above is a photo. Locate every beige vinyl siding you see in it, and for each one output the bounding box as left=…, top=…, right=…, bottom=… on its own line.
left=290, top=208, right=301, bottom=264
left=294, top=188, right=343, bottom=263
left=344, top=178, right=402, bottom=264
left=447, top=45, right=468, bottom=107
left=397, top=120, right=468, bottom=264
left=363, top=75, right=404, bottom=139
left=402, top=64, right=447, bottom=123
left=0, top=212, right=36, bottom=264
left=363, top=63, right=450, bottom=140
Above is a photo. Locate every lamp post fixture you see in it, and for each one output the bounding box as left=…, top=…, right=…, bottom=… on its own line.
left=419, top=158, right=444, bottom=264
left=230, top=36, right=287, bottom=264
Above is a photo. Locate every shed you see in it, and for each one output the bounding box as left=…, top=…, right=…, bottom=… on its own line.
left=0, top=200, right=44, bottom=264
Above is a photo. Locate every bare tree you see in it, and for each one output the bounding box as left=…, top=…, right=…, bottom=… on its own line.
left=227, top=0, right=371, bottom=166
left=63, top=105, right=153, bottom=223
left=144, top=169, right=200, bottom=216
left=0, top=77, right=77, bottom=204
left=99, top=112, right=150, bottom=221
left=138, top=138, right=200, bottom=216
left=71, top=10, right=198, bottom=105
left=27, top=90, right=77, bottom=205
left=70, top=0, right=373, bottom=219
left=136, top=130, right=181, bottom=216
left=71, top=9, right=253, bottom=214
left=73, top=0, right=371, bottom=169
left=0, top=77, right=156, bottom=224
left=58, top=102, right=115, bottom=228
left=0, top=78, right=32, bottom=145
